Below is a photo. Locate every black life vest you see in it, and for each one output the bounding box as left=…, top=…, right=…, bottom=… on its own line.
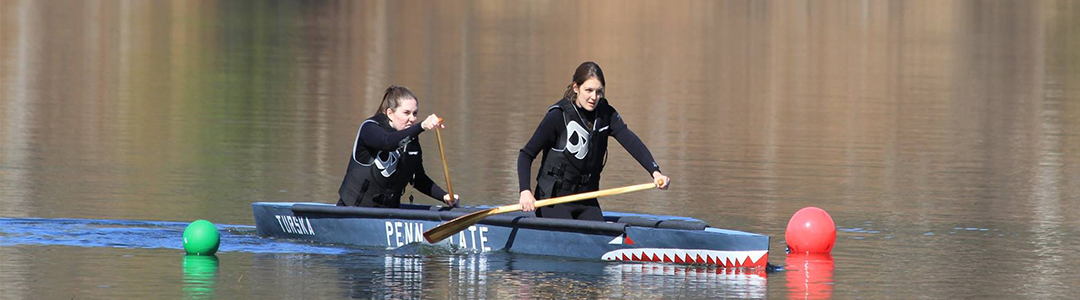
left=337, top=114, right=423, bottom=207
left=534, top=98, right=616, bottom=199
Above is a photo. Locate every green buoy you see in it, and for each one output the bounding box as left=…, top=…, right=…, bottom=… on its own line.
left=183, top=220, right=220, bottom=255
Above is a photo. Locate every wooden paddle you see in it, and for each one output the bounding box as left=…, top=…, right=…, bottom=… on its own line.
left=423, top=181, right=660, bottom=243
left=434, top=118, right=455, bottom=206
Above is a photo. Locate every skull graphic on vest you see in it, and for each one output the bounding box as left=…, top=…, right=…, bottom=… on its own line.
left=566, top=120, right=590, bottom=159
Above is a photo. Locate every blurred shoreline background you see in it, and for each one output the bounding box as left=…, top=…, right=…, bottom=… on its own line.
left=2, top=1, right=1078, bottom=299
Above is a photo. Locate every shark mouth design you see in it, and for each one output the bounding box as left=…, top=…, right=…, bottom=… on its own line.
left=601, top=249, right=768, bottom=268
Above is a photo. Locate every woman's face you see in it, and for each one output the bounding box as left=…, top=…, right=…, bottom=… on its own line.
left=385, top=98, right=419, bottom=131
left=573, top=77, right=604, bottom=111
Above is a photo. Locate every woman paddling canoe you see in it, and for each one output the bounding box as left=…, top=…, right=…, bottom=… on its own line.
left=517, top=62, right=670, bottom=220
left=337, top=85, right=459, bottom=208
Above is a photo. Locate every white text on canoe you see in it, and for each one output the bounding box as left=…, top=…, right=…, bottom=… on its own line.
left=275, top=215, right=316, bottom=236
left=385, top=221, right=490, bottom=252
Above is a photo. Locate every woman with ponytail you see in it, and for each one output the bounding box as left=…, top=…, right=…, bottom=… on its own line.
left=337, top=85, right=459, bottom=208
left=517, top=62, right=670, bottom=220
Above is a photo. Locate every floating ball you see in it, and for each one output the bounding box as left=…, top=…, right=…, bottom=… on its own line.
left=785, top=207, right=836, bottom=253
left=183, top=220, right=220, bottom=256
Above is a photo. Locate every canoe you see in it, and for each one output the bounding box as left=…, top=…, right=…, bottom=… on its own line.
left=252, top=202, right=770, bottom=268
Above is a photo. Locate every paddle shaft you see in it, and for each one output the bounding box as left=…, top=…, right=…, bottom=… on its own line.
left=495, top=182, right=657, bottom=214
left=434, top=127, right=454, bottom=203
left=423, top=181, right=658, bottom=243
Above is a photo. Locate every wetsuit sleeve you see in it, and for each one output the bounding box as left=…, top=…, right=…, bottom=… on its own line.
left=609, top=111, right=662, bottom=175
left=412, top=163, right=449, bottom=202
left=518, top=110, right=562, bottom=192
left=357, top=122, right=424, bottom=151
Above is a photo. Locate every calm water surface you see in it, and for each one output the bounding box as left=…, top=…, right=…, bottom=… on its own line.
left=2, top=0, right=1079, bottom=299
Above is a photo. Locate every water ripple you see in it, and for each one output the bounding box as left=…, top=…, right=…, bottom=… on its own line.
left=0, top=217, right=357, bottom=255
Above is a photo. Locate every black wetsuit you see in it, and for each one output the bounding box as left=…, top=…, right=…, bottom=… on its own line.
left=518, top=98, right=661, bottom=220
left=338, top=114, right=447, bottom=208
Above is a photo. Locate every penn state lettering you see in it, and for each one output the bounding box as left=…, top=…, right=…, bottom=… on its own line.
left=384, top=221, right=426, bottom=247
left=451, top=225, right=490, bottom=252
left=274, top=215, right=316, bottom=236
left=384, top=221, right=491, bottom=252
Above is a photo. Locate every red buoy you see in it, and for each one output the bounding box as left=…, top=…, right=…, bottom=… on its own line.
left=785, top=207, right=836, bottom=253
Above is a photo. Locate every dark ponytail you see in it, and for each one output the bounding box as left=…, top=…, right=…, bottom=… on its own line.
left=376, top=85, right=418, bottom=115
left=562, top=61, right=606, bottom=100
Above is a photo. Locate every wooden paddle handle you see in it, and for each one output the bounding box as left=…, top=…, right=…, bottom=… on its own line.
left=434, top=119, right=454, bottom=204
left=494, top=182, right=658, bottom=214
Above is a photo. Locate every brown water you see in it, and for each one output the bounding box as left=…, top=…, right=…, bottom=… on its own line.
left=3, top=0, right=1080, bottom=299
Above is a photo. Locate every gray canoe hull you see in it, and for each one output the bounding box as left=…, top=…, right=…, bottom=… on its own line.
left=253, top=202, right=769, bottom=268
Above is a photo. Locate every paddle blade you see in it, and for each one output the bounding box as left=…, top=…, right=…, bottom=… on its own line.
left=424, top=208, right=495, bottom=243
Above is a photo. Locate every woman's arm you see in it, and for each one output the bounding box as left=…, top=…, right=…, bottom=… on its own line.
left=609, top=112, right=661, bottom=174
left=517, top=110, right=562, bottom=211
left=412, top=159, right=450, bottom=203
left=517, top=110, right=562, bottom=192
left=356, top=114, right=443, bottom=152
left=609, top=112, right=671, bottom=189
left=358, top=122, right=424, bottom=151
